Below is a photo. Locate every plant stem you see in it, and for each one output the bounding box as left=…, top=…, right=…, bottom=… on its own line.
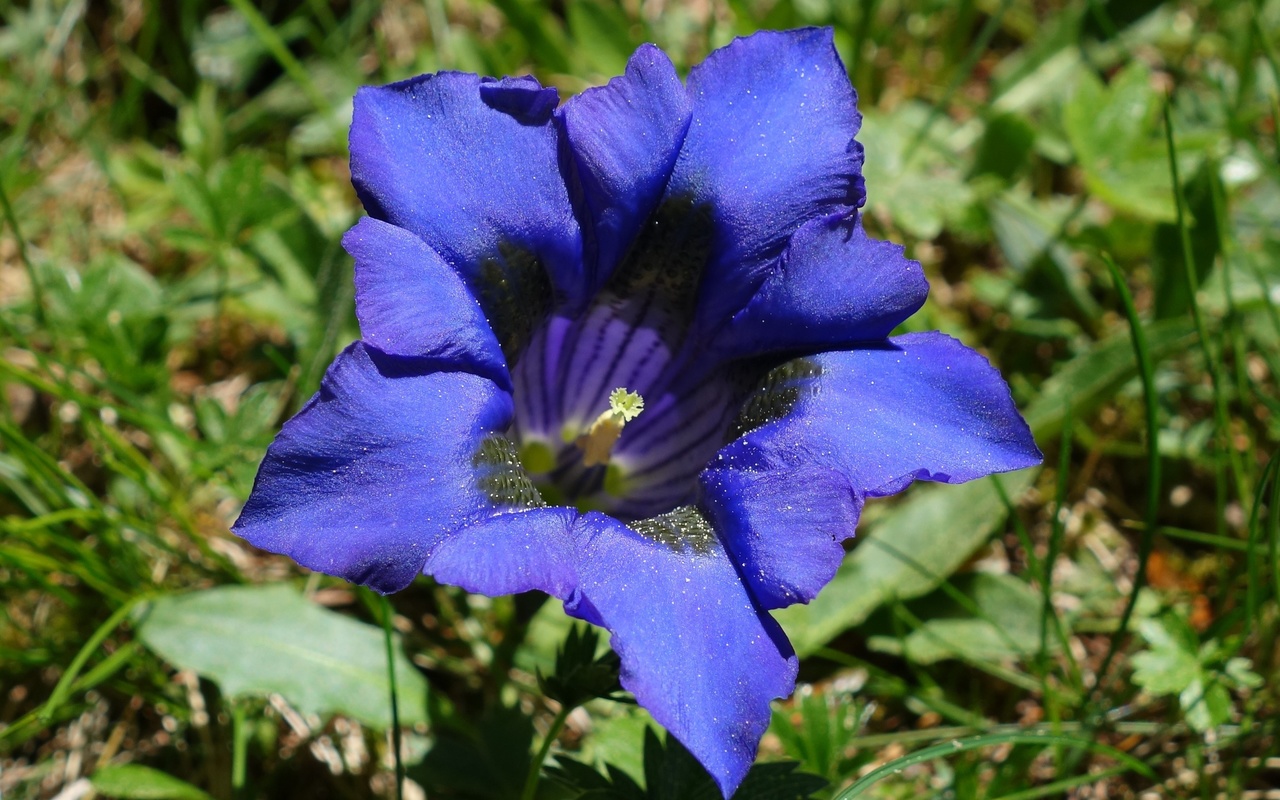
left=521, top=704, right=572, bottom=800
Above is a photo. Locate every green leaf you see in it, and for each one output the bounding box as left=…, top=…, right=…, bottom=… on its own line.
left=538, top=623, right=623, bottom=708
left=1223, top=657, right=1264, bottom=689
left=1180, top=676, right=1231, bottom=733
left=871, top=573, right=1057, bottom=664
left=137, top=585, right=427, bottom=728
left=1022, top=317, right=1197, bottom=442
left=90, top=765, right=214, bottom=800
left=859, top=104, right=974, bottom=239
left=1131, top=617, right=1200, bottom=695
left=769, top=687, right=866, bottom=781
left=1063, top=62, right=1180, bottom=221
left=971, top=113, right=1036, bottom=183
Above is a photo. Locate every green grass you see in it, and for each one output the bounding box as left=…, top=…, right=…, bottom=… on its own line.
left=2, top=0, right=1278, bottom=798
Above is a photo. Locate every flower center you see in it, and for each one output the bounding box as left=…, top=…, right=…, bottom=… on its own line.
left=505, top=197, right=728, bottom=520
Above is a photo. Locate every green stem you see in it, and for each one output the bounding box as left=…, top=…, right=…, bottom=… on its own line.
left=521, top=704, right=572, bottom=800
left=41, top=593, right=153, bottom=723
left=1094, top=256, right=1160, bottom=692
left=0, top=176, right=44, bottom=326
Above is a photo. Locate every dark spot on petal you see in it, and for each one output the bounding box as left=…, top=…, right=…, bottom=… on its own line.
left=629, top=504, right=716, bottom=554
left=728, top=357, right=823, bottom=441
left=603, top=194, right=714, bottom=345
left=475, top=243, right=552, bottom=363
left=473, top=435, right=546, bottom=508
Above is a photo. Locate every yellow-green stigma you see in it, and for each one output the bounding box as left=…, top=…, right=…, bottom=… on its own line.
left=575, top=388, right=645, bottom=468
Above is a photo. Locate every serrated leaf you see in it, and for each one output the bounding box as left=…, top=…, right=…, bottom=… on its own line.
left=137, top=585, right=427, bottom=728
left=90, top=765, right=214, bottom=800
left=1180, top=677, right=1231, bottom=733
left=1131, top=617, right=1200, bottom=695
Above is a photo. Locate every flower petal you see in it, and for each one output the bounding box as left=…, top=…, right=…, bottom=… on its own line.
left=423, top=507, right=580, bottom=599
left=711, top=214, right=928, bottom=360
left=350, top=72, right=582, bottom=351
left=424, top=506, right=798, bottom=797
left=346, top=218, right=508, bottom=389
left=570, top=511, right=797, bottom=797
left=701, top=333, right=1041, bottom=608
left=667, top=27, right=865, bottom=330
left=234, top=343, right=541, bottom=593
left=557, top=44, right=692, bottom=294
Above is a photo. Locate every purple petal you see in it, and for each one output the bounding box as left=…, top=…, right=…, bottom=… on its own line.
left=423, top=507, right=579, bottom=600
left=666, top=28, right=865, bottom=331
left=711, top=214, right=928, bottom=360
left=233, top=343, right=529, bottom=593
left=557, top=44, right=692, bottom=293
left=478, top=75, right=559, bottom=123
left=345, top=218, right=508, bottom=389
left=350, top=72, right=584, bottom=324
left=701, top=333, right=1041, bottom=609
left=423, top=506, right=798, bottom=797
left=570, top=511, right=797, bottom=797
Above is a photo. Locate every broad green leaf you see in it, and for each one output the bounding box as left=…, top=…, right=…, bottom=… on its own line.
left=1063, top=62, right=1180, bottom=221
left=870, top=573, right=1055, bottom=664
left=138, top=585, right=427, bottom=728
left=90, top=765, right=214, bottom=800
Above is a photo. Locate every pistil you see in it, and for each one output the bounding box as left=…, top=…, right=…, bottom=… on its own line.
left=576, top=388, right=645, bottom=467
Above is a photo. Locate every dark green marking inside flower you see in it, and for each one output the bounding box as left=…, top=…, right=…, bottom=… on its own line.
left=475, top=243, right=553, bottom=362
left=729, top=358, right=823, bottom=440
left=603, top=194, right=714, bottom=342
left=630, top=505, right=717, bottom=553
left=473, top=435, right=546, bottom=508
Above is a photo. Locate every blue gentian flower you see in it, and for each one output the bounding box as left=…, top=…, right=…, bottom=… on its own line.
left=235, top=28, right=1040, bottom=796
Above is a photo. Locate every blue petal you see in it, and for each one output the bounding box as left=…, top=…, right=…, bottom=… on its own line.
left=711, top=214, right=927, bottom=360
left=423, top=507, right=798, bottom=797
left=350, top=71, right=584, bottom=334
left=557, top=44, right=692, bottom=293
left=346, top=218, right=508, bottom=389
left=701, top=333, right=1041, bottom=609
left=478, top=75, right=560, bottom=123
left=423, top=507, right=580, bottom=599
left=666, top=28, right=865, bottom=331
left=233, top=343, right=532, bottom=593
left=570, top=512, right=796, bottom=797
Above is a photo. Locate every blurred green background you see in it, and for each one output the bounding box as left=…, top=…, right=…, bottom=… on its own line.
left=1, top=0, right=1277, bottom=797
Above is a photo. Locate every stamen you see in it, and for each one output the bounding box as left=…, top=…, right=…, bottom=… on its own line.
left=576, top=388, right=645, bottom=467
